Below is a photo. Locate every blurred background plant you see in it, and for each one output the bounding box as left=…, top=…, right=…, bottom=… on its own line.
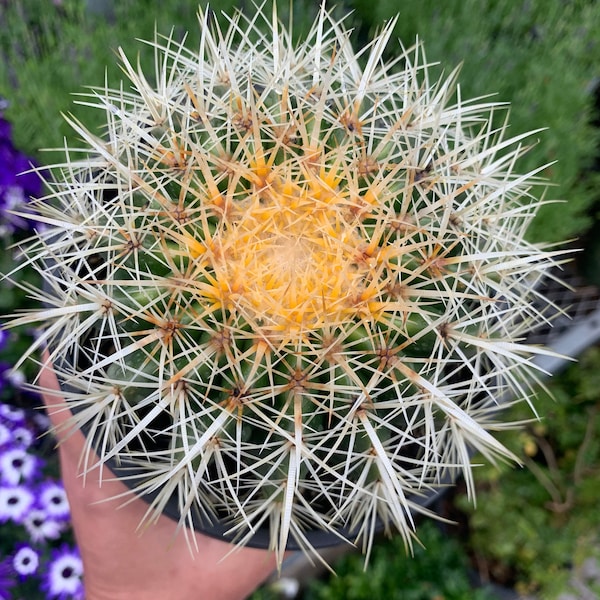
left=1, top=90, right=84, bottom=600
left=0, top=0, right=598, bottom=598
left=456, top=345, right=600, bottom=599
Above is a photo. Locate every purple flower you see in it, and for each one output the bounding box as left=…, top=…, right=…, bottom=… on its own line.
left=12, top=543, right=39, bottom=580
left=0, top=413, right=35, bottom=450
left=0, top=364, right=26, bottom=394
left=31, top=409, right=51, bottom=433
left=0, top=446, right=42, bottom=485
left=7, top=424, right=34, bottom=449
left=37, top=480, right=71, bottom=521
left=0, top=111, right=41, bottom=234
left=0, top=402, right=26, bottom=425
left=23, top=508, right=65, bottom=543
left=41, top=544, right=84, bottom=600
left=0, top=485, right=35, bottom=524
left=0, top=557, right=15, bottom=600
left=0, top=423, right=10, bottom=448
left=0, top=374, right=42, bottom=414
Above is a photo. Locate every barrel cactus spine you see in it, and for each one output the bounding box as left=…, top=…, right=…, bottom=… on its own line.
left=5, top=5, right=563, bottom=564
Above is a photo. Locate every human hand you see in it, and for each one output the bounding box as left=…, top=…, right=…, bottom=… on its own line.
left=38, top=352, right=280, bottom=600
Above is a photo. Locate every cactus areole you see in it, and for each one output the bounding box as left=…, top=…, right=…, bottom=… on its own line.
left=5, top=6, right=563, bottom=563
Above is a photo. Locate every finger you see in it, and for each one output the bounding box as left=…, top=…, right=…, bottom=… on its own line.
left=37, top=351, right=99, bottom=477
left=38, top=350, right=72, bottom=430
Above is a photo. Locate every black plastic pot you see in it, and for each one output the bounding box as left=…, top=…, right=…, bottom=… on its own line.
left=50, top=342, right=451, bottom=552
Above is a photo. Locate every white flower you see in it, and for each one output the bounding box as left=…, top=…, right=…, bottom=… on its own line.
left=4, top=369, right=25, bottom=389
left=0, top=448, right=39, bottom=485
left=12, top=545, right=39, bottom=578
left=0, top=485, right=34, bottom=524
left=23, top=509, right=64, bottom=543
left=0, top=404, right=25, bottom=423
left=42, top=546, right=84, bottom=600
left=37, top=481, right=70, bottom=521
left=8, top=426, right=34, bottom=449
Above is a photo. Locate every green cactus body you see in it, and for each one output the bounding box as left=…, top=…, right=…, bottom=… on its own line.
left=4, top=5, right=563, bottom=563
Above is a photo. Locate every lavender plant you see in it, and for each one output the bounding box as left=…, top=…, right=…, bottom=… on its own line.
left=3, top=5, right=564, bottom=564
left=0, top=100, right=41, bottom=237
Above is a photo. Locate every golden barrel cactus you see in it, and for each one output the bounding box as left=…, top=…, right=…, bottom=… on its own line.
left=5, top=5, right=562, bottom=563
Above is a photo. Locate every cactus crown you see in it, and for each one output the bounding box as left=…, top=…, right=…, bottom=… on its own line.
left=6, top=5, right=562, bottom=563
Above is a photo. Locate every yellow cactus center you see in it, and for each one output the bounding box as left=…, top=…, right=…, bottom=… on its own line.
left=188, top=160, right=383, bottom=338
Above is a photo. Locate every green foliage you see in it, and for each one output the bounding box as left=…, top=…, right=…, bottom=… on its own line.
left=458, top=346, right=600, bottom=598
left=347, top=0, right=600, bottom=244
left=251, top=522, right=498, bottom=599
left=0, top=0, right=319, bottom=157
left=0, top=0, right=190, bottom=154
left=293, top=522, right=495, bottom=600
